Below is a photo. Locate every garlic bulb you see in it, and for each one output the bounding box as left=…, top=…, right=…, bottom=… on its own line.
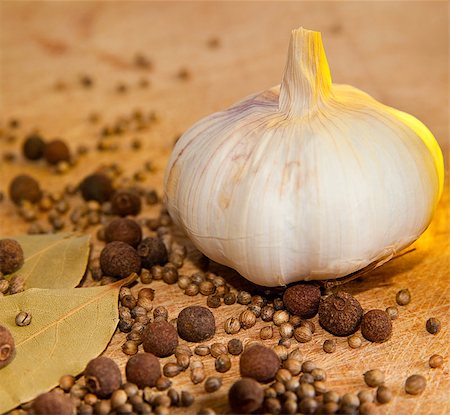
left=164, top=28, right=444, bottom=287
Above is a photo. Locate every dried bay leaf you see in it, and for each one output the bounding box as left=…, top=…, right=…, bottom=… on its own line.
left=5, top=233, right=90, bottom=289
left=0, top=275, right=133, bottom=414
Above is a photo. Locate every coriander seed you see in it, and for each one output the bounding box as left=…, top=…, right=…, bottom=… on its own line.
left=273, top=310, right=290, bottom=326
left=299, top=397, right=318, bottom=414
left=260, top=326, right=273, bottom=340
left=15, top=311, right=32, bottom=326
left=426, top=317, right=441, bottom=334
left=279, top=322, right=294, bottom=338
left=376, top=385, right=392, bottom=404
left=323, top=339, right=336, bottom=353
left=180, top=390, right=194, bottom=407
left=207, top=294, right=221, bottom=308
left=223, top=292, right=236, bottom=305
left=224, top=317, right=241, bottom=334
left=237, top=291, right=252, bottom=305
left=396, top=288, right=411, bottom=306
left=215, top=354, right=231, bottom=373
left=348, top=335, right=362, bottom=348
left=122, top=340, right=138, bottom=355
left=58, top=374, right=75, bottom=392
left=323, top=390, right=340, bottom=404
left=429, top=354, right=443, bottom=368
left=190, top=366, right=205, bottom=384
left=364, top=369, right=385, bottom=387
left=284, top=358, right=302, bottom=376
left=385, top=306, right=399, bottom=320
left=228, top=338, right=243, bottom=355
left=261, top=305, right=275, bottom=321
left=358, top=389, right=374, bottom=404
left=405, top=374, right=426, bottom=395
left=210, top=342, right=227, bottom=358
left=194, top=345, right=210, bottom=356
left=185, top=283, right=199, bottom=296
left=156, top=377, right=172, bottom=391
left=240, top=309, right=257, bottom=329
left=294, top=325, right=312, bottom=343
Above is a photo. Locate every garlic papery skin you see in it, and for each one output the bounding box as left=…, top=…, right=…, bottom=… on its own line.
left=164, top=28, right=444, bottom=287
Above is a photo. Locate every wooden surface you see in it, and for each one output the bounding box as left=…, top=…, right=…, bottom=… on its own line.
left=0, top=2, right=449, bottom=414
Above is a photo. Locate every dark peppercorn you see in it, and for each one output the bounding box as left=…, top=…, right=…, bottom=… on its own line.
left=283, top=283, right=321, bottom=318
left=32, top=391, right=74, bottom=415
left=126, top=353, right=161, bottom=388
left=228, top=378, right=264, bottom=414
left=79, top=173, right=114, bottom=203
left=240, top=344, right=280, bottom=383
left=84, top=356, right=122, bottom=398
left=105, top=218, right=142, bottom=248
left=44, top=139, right=71, bottom=164
left=9, top=174, right=42, bottom=205
left=0, top=325, right=15, bottom=369
left=426, top=317, right=441, bottom=335
left=23, top=133, right=46, bottom=160
left=137, top=237, right=168, bottom=269
left=318, top=291, right=363, bottom=336
left=361, top=309, right=392, bottom=343
left=143, top=321, right=178, bottom=357
left=0, top=239, right=24, bottom=274
left=177, top=306, right=215, bottom=342
left=228, top=338, right=243, bottom=355
left=111, top=189, right=142, bottom=216
left=100, top=241, right=141, bottom=278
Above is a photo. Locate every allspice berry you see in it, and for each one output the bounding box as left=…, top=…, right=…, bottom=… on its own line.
left=143, top=321, right=178, bottom=357
left=364, top=369, right=385, bottom=387
left=228, top=378, right=264, bottom=414
left=177, top=306, right=216, bottom=342
left=137, top=237, right=168, bottom=269
left=283, top=283, right=321, bottom=318
left=79, top=173, right=114, bottom=203
left=0, top=324, right=16, bottom=369
left=84, top=356, right=122, bottom=397
left=32, top=391, right=74, bottom=415
left=9, top=174, right=42, bottom=205
left=318, top=291, right=363, bottom=336
left=111, top=189, right=142, bottom=216
left=44, top=139, right=71, bottom=164
left=100, top=241, right=141, bottom=278
left=0, top=239, right=24, bottom=274
left=240, top=344, right=280, bottom=383
left=105, top=218, right=142, bottom=248
left=126, top=352, right=161, bottom=388
left=23, top=133, right=46, bottom=160
left=361, top=310, right=392, bottom=343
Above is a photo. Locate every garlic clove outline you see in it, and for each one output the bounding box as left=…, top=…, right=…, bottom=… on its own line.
left=164, top=28, right=444, bottom=287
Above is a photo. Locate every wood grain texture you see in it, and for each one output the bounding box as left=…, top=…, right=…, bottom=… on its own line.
left=0, top=2, right=448, bottom=414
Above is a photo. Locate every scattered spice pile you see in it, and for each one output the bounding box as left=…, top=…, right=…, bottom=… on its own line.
left=0, top=42, right=445, bottom=415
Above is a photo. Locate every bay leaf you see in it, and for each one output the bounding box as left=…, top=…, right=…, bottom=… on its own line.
left=0, top=275, right=133, bottom=414
left=5, top=233, right=90, bottom=289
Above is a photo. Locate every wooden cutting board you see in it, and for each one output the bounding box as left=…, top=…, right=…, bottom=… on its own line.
left=0, top=2, right=448, bottom=414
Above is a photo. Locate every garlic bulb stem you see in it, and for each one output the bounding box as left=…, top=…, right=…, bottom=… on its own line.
left=279, top=28, right=332, bottom=117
